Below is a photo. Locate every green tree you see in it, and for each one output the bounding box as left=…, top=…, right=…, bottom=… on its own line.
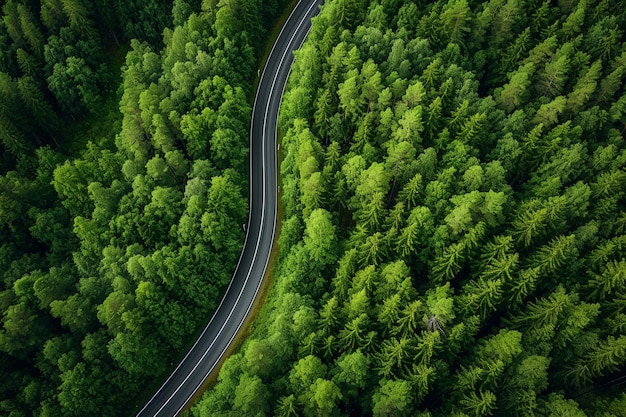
left=533, top=96, right=567, bottom=127
left=375, top=337, right=415, bottom=378
left=302, top=378, right=342, bottom=417
left=439, top=0, right=472, bottom=46
left=358, top=192, right=385, bottom=231
left=496, top=63, right=534, bottom=112
left=459, top=277, right=504, bottom=321
left=499, top=354, right=550, bottom=416
left=565, top=335, right=626, bottom=387
left=318, top=296, right=340, bottom=335
left=393, top=300, right=423, bottom=338
left=333, top=350, right=371, bottom=395
left=431, top=242, right=466, bottom=283
left=41, top=0, right=66, bottom=31
left=276, top=395, right=298, bottom=417
left=510, top=200, right=553, bottom=247
left=61, top=0, right=93, bottom=31
left=233, top=373, right=270, bottom=416
left=372, top=379, right=413, bottom=417
left=459, top=390, right=497, bottom=417
left=536, top=46, right=571, bottom=98
left=566, top=60, right=602, bottom=114
left=529, top=234, right=578, bottom=280
left=289, top=355, right=327, bottom=392
left=201, top=173, right=246, bottom=254
left=386, top=141, right=417, bottom=192
left=304, top=208, right=338, bottom=267
left=392, top=106, right=424, bottom=147
left=424, top=283, right=456, bottom=332
left=339, top=314, right=369, bottom=351
left=587, top=259, right=626, bottom=301
left=47, top=56, right=100, bottom=115
left=538, top=393, right=587, bottom=417
left=398, top=173, right=423, bottom=208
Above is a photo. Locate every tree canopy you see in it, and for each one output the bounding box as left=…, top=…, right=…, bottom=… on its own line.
left=0, top=0, right=291, bottom=415
left=192, top=0, right=626, bottom=416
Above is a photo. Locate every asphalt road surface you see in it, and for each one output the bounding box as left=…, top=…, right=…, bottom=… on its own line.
left=135, top=1, right=324, bottom=416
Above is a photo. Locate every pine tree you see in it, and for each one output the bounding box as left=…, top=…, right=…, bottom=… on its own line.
left=406, top=363, right=436, bottom=401
left=371, top=378, right=413, bottom=417
left=588, top=235, right=626, bottom=269
left=16, top=48, right=39, bottom=77
left=529, top=234, right=578, bottom=278
left=587, top=259, right=626, bottom=301
left=359, top=192, right=386, bottom=231
left=511, top=202, right=551, bottom=247
left=385, top=202, right=405, bottom=231
left=566, top=335, right=626, bottom=387
left=0, top=111, right=30, bottom=156
left=397, top=221, right=419, bottom=258
left=533, top=96, right=567, bottom=127
left=497, top=27, right=532, bottom=78
left=2, top=1, right=23, bottom=44
left=505, top=267, right=539, bottom=306
left=398, top=173, right=423, bottom=208
left=314, top=89, right=334, bottom=140
left=431, top=242, right=466, bottom=283
left=480, top=252, right=519, bottom=284
left=448, top=99, right=470, bottom=135
left=41, top=0, right=66, bottom=31
left=536, top=45, right=571, bottom=97
left=276, top=395, right=299, bottom=417
left=352, top=265, right=378, bottom=296
left=333, top=248, right=359, bottom=301
left=17, top=76, right=56, bottom=133
left=457, top=113, right=487, bottom=145
left=459, top=390, right=497, bottom=417
left=378, top=294, right=402, bottom=335
left=375, top=337, right=415, bottom=378
left=439, top=0, right=472, bottom=46
left=496, top=63, right=534, bottom=112
left=566, top=60, right=602, bottom=114
left=459, top=277, right=503, bottom=321
left=561, top=0, right=586, bottom=37
left=318, top=296, right=340, bottom=335
left=360, top=232, right=386, bottom=267
left=425, top=96, right=443, bottom=142
left=16, top=4, right=44, bottom=55
left=299, top=332, right=322, bottom=357
left=420, top=57, right=442, bottom=91
left=594, top=65, right=624, bottom=104
left=393, top=300, right=423, bottom=338
left=414, top=330, right=441, bottom=367
left=61, top=0, right=93, bottom=31
left=339, top=314, right=369, bottom=352
left=507, top=286, right=589, bottom=355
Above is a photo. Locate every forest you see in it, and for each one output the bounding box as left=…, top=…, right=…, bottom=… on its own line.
left=190, top=0, right=626, bottom=416
left=2, top=0, right=626, bottom=416
left=0, top=0, right=290, bottom=415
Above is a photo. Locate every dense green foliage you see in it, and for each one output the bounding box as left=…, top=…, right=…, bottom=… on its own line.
left=0, top=0, right=177, bottom=170
left=192, top=0, right=626, bottom=416
left=0, top=0, right=291, bottom=415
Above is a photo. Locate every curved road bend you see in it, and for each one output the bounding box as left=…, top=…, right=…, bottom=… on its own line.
left=136, top=1, right=324, bottom=416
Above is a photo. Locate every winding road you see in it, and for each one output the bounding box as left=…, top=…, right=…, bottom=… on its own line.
left=136, top=1, right=323, bottom=416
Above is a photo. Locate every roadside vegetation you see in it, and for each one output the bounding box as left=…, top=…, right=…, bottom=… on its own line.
left=191, top=0, right=626, bottom=416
